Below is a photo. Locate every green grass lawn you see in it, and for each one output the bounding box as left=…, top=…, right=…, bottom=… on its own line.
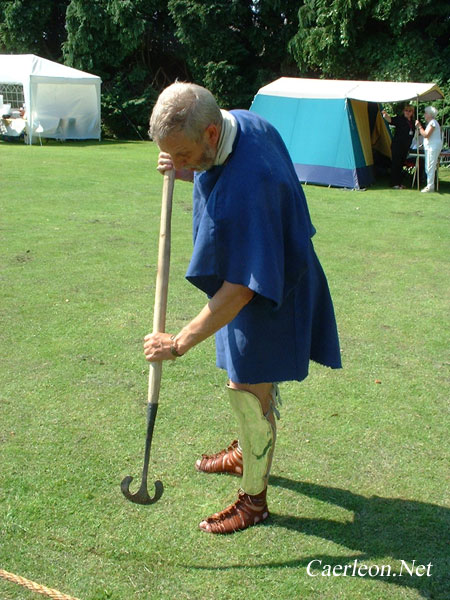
left=0, top=139, right=449, bottom=600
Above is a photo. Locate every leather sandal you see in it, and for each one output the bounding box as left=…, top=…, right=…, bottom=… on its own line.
left=199, top=489, right=269, bottom=534
left=195, top=439, right=243, bottom=475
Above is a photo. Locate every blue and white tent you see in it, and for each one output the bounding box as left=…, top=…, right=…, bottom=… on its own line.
left=250, top=77, right=443, bottom=189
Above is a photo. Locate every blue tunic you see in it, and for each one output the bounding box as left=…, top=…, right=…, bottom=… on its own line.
left=185, top=110, right=341, bottom=383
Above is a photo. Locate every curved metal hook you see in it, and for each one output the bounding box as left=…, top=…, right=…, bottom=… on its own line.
left=120, top=475, right=163, bottom=505
left=121, top=402, right=163, bottom=506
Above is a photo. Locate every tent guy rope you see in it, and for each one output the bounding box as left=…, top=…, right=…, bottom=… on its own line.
left=0, top=568, right=81, bottom=600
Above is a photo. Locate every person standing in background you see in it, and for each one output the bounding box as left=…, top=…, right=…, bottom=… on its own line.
left=416, top=106, right=442, bottom=193
left=382, top=105, right=415, bottom=189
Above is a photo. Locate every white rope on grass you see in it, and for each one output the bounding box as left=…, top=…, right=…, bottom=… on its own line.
left=0, top=568, right=81, bottom=600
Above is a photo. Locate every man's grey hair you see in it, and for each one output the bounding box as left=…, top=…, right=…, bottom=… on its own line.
left=424, top=106, right=438, bottom=118
left=149, top=82, right=223, bottom=143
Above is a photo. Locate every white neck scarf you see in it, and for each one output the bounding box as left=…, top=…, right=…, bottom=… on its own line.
left=214, top=110, right=238, bottom=166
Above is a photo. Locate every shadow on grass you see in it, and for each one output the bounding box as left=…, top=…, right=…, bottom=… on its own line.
left=270, top=476, right=449, bottom=599
left=186, top=476, right=449, bottom=599
left=436, top=178, right=450, bottom=194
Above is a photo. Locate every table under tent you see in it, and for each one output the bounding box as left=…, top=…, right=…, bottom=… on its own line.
left=250, top=78, right=444, bottom=189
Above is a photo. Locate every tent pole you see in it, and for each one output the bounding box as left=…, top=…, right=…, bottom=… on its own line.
left=416, top=95, right=420, bottom=190
left=27, top=80, right=33, bottom=145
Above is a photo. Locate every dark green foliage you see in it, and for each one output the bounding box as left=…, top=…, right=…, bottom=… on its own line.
left=0, top=0, right=69, bottom=60
left=289, top=0, right=450, bottom=83
left=168, top=0, right=299, bottom=108
left=62, top=0, right=186, bottom=138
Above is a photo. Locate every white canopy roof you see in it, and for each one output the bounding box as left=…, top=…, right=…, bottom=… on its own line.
left=0, top=54, right=100, bottom=85
left=256, top=77, right=444, bottom=103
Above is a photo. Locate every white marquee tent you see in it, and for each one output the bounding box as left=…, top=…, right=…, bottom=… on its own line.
left=0, top=54, right=101, bottom=143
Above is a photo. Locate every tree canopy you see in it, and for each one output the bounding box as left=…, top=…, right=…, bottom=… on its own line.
left=290, top=0, right=450, bottom=84
left=1, top=0, right=448, bottom=137
left=0, top=0, right=68, bottom=60
left=168, top=0, right=299, bottom=107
